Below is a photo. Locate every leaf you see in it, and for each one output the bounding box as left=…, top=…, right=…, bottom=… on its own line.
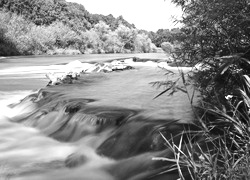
left=219, top=61, right=233, bottom=75
left=181, top=71, right=186, bottom=84
left=190, top=88, right=196, bottom=104
left=240, top=57, right=250, bottom=65
left=164, top=69, right=175, bottom=75
left=176, top=86, right=188, bottom=93
left=243, top=75, right=250, bottom=87
left=154, top=82, right=176, bottom=99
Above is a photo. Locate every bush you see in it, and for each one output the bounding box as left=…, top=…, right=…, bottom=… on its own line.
left=47, top=48, right=81, bottom=55
left=153, top=0, right=250, bottom=178
left=47, top=22, right=81, bottom=49
left=161, top=42, right=173, bottom=54
left=103, top=31, right=123, bottom=53
left=0, top=12, right=34, bottom=55
left=134, top=33, right=153, bottom=53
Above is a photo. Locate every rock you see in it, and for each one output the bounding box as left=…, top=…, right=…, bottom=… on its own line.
left=81, top=63, right=96, bottom=72
left=110, top=60, right=134, bottom=71
left=157, top=62, right=169, bottom=69
left=45, top=60, right=135, bottom=86
left=112, top=64, right=134, bottom=71
left=46, top=72, right=62, bottom=86
left=67, top=71, right=79, bottom=80
left=110, top=60, right=121, bottom=66
left=46, top=72, right=74, bottom=86
left=133, top=57, right=140, bottom=62
left=61, top=74, right=73, bottom=84
left=98, top=63, right=113, bottom=73
left=123, top=58, right=134, bottom=64
left=85, top=63, right=101, bottom=73
left=65, top=153, right=87, bottom=168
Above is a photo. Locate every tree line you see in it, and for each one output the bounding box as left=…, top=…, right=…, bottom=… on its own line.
left=1, top=0, right=174, bottom=55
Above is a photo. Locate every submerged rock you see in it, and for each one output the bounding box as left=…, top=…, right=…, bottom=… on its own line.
left=65, top=153, right=87, bottom=168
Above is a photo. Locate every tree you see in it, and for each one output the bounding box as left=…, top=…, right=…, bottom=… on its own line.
left=161, top=42, right=173, bottom=54
left=134, top=33, right=153, bottom=53
left=104, top=31, right=123, bottom=53
left=115, top=24, right=137, bottom=52
left=172, top=0, right=250, bottom=64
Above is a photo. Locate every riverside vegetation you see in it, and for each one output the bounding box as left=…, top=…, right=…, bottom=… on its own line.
left=0, top=0, right=183, bottom=56
left=0, top=0, right=154, bottom=55
left=151, top=0, right=250, bottom=179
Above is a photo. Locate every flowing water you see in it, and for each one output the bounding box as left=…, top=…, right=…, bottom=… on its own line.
left=0, top=54, right=196, bottom=180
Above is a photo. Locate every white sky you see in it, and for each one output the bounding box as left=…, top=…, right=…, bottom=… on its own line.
left=66, top=0, right=183, bottom=32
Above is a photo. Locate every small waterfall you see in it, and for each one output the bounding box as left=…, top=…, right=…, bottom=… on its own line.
left=0, top=64, right=196, bottom=180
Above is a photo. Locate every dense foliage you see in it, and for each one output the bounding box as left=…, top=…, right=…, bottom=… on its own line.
left=148, top=28, right=184, bottom=47
left=0, top=0, right=156, bottom=55
left=150, top=0, right=250, bottom=179
left=0, top=0, right=135, bottom=30
left=170, top=0, right=250, bottom=105
left=156, top=0, right=250, bottom=179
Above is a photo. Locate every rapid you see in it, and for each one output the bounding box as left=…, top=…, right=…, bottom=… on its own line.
left=0, top=54, right=196, bottom=180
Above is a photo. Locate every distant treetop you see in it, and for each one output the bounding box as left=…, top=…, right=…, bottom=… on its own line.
left=0, top=0, right=136, bottom=31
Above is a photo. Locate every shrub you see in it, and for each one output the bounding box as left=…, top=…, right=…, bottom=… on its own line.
left=115, top=24, right=137, bottom=52
left=161, top=42, right=174, bottom=54
left=103, top=31, right=123, bottom=53
left=134, top=33, right=153, bottom=53
left=47, top=48, right=81, bottom=55
left=47, top=22, right=81, bottom=49
left=0, top=12, right=34, bottom=55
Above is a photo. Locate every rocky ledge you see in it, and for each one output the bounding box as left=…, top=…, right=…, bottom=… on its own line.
left=45, top=58, right=170, bottom=86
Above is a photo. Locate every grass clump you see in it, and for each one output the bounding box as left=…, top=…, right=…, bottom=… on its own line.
left=152, top=58, right=250, bottom=179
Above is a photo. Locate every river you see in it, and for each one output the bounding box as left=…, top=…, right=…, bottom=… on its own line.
left=0, top=53, right=195, bottom=180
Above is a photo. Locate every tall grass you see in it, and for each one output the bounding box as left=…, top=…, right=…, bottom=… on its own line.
left=153, top=56, right=250, bottom=179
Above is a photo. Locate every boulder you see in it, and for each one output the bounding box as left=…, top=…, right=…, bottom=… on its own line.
left=65, top=153, right=87, bottom=168
left=157, top=62, right=169, bottom=69
left=110, top=60, right=134, bottom=71
left=46, top=72, right=74, bottom=86
left=46, top=72, right=62, bottom=86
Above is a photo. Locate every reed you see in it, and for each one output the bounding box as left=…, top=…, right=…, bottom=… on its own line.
left=153, top=55, right=250, bottom=179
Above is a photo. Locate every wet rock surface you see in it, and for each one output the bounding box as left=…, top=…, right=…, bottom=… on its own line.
left=45, top=59, right=137, bottom=86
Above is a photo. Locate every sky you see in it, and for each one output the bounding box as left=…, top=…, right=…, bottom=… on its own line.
left=66, top=0, right=183, bottom=32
